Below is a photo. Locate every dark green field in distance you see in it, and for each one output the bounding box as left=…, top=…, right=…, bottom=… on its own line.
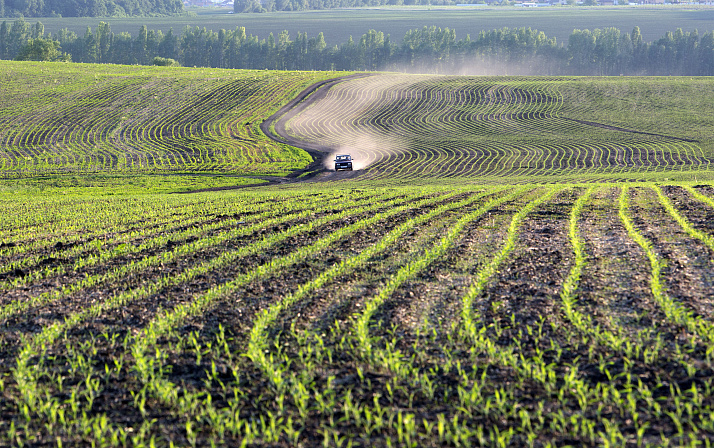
left=24, top=7, right=714, bottom=46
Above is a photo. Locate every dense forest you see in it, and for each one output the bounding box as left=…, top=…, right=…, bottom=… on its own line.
left=0, top=0, right=183, bottom=18
left=233, top=0, right=584, bottom=12
left=1, top=18, right=713, bottom=75
left=233, top=0, right=610, bottom=13
left=235, top=0, right=434, bottom=13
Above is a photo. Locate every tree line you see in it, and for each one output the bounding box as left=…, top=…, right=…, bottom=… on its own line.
left=0, top=0, right=183, bottom=18
left=233, top=0, right=602, bottom=13
left=235, top=0, right=432, bottom=13
left=1, top=18, right=714, bottom=75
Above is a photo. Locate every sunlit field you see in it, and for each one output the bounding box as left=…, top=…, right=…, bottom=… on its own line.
left=2, top=62, right=714, bottom=446
left=0, top=61, right=340, bottom=177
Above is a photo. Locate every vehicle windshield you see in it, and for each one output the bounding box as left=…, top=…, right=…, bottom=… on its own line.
left=336, top=155, right=351, bottom=161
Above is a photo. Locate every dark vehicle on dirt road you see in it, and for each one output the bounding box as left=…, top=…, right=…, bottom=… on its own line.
left=334, top=154, right=354, bottom=171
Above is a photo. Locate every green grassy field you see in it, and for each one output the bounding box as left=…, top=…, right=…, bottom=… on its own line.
left=2, top=64, right=714, bottom=446
left=23, top=6, right=714, bottom=46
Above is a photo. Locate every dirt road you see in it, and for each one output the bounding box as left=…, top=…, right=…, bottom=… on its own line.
left=260, top=73, right=374, bottom=183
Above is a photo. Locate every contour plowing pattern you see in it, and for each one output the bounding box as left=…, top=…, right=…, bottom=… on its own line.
left=282, top=74, right=713, bottom=183
left=0, top=62, right=334, bottom=176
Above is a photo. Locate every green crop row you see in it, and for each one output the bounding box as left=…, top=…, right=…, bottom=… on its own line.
left=4, top=66, right=714, bottom=184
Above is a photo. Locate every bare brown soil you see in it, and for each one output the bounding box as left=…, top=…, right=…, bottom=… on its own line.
left=632, top=187, right=714, bottom=317
left=577, top=187, right=656, bottom=332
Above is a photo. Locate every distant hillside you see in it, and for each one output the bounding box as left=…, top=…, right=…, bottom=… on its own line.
left=0, top=0, right=183, bottom=17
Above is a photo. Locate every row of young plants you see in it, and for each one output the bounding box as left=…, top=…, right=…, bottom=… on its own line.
left=2, top=182, right=714, bottom=446
left=0, top=188, right=361, bottom=273
left=0, top=188, right=411, bottom=323
left=243, top=183, right=714, bottom=446
left=0, top=188, right=371, bottom=286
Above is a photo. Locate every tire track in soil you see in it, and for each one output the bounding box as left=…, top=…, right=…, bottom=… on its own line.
left=260, top=73, right=375, bottom=184
left=632, top=187, right=714, bottom=319
left=576, top=187, right=656, bottom=335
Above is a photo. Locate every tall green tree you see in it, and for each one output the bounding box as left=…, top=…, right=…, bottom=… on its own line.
left=31, top=21, right=44, bottom=39
left=83, top=26, right=97, bottom=62
left=8, top=17, right=31, bottom=57
left=359, top=29, right=385, bottom=70
left=96, top=21, right=112, bottom=62
left=14, top=36, right=70, bottom=61
left=0, top=22, right=9, bottom=59
left=699, top=31, right=714, bottom=75
left=158, top=27, right=179, bottom=60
